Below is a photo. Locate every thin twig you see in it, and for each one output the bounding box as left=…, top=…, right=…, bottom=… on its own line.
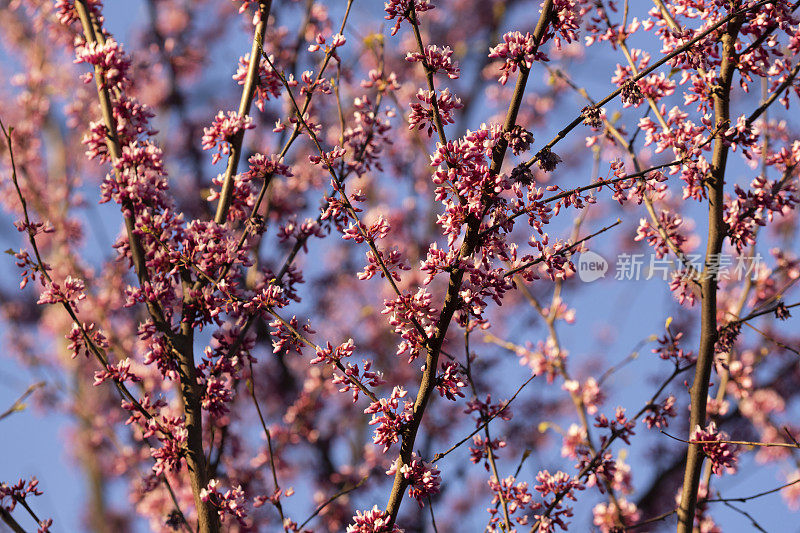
left=0, top=382, right=44, bottom=423
left=705, top=477, right=800, bottom=503
left=297, top=476, right=368, bottom=530
left=720, top=501, right=768, bottom=532
left=427, top=495, right=440, bottom=533
left=661, top=430, right=800, bottom=450
left=162, top=475, right=197, bottom=533
left=247, top=358, right=286, bottom=525
left=621, top=509, right=677, bottom=531
left=431, top=375, right=535, bottom=462
left=503, top=219, right=622, bottom=278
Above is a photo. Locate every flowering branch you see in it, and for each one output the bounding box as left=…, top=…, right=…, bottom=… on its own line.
left=482, top=157, right=682, bottom=238
left=258, top=53, right=431, bottom=345
left=548, top=64, right=704, bottom=284
left=1, top=118, right=158, bottom=425
left=384, top=2, right=557, bottom=526
left=529, top=357, right=694, bottom=531
left=522, top=0, right=773, bottom=170
left=677, top=12, right=743, bottom=532
left=213, top=0, right=272, bottom=224
left=3, top=1, right=800, bottom=530
left=461, top=331, right=513, bottom=531
left=69, top=2, right=221, bottom=529
left=206, top=0, right=355, bottom=288
left=72, top=1, right=166, bottom=327
left=624, top=472, right=800, bottom=530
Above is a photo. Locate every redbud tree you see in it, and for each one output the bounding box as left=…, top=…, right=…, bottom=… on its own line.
left=1, top=0, right=799, bottom=532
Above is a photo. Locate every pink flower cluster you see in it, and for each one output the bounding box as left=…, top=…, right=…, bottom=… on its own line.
left=93, top=357, right=142, bottom=386
left=200, top=479, right=248, bottom=525
left=690, top=422, right=738, bottom=476
left=381, top=288, right=437, bottom=361
left=201, top=111, right=255, bottom=165
left=531, top=470, right=586, bottom=532
left=0, top=477, right=51, bottom=531
left=347, top=505, right=403, bottom=532
left=233, top=53, right=283, bottom=111
left=384, top=0, right=434, bottom=36
left=386, top=453, right=441, bottom=505
left=36, top=275, right=86, bottom=307
left=643, top=395, right=677, bottom=429
left=407, top=88, right=462, bottom=137
left=6, top=0, right=800, bottom=531
left=594, top=407, right=636, bottom=445
left=488, top=32, right=545, bottom=85
left=405, top=45, right=460, bottom=79
left=364, top=386, right=415, bottom=452
left=0, top=477, right=43, bottom=511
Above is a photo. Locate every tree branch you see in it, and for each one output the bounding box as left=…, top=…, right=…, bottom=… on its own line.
left=676, top=14, right=742, bottom=533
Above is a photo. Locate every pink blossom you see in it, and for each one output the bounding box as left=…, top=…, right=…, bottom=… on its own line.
left=332, top=359, right=386, bottom=402
left=0, top=477, right=43, bottom=512
left=560, top=424, right=587, bottom=459
left=201, top=111, right=255, bottom=164
left=489, top=31, right=543, bottom=85
left=690, top=422, right=738, bottom=476
left=93, top=358, right=142, bottom=386
left=435, top=361, right=466, bottom=400
left=407, top=88, right=462, bottom=137
left=384, top=0, right=433, bottom=36
left=594, top=407, right=636, bottom=445
left=74, top=38, right=131, bottom=90
left=405, top=45, right=460, bottom=79
left=37, top=276, right=86, bottom=307
left=470, top=434, right=507, bottom=467
left=592, top=498, right=641, bottom=532
left=364, top=386, right=414, bottom=452
left=200, top=479, right=248, bottom=525
left=233, top=53, right=282, bottom=111
left=644, top=395, right=677, bottom=429
left=487, top=475, right=534, bottom=526
left=347, top=505, right=403, bottom=532
left=386, top=453, right=441, bottom=505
